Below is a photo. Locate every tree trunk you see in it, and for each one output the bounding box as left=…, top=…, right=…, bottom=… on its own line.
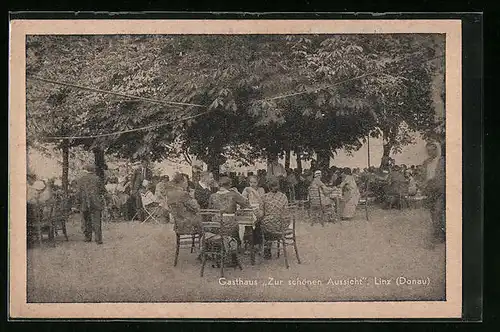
left=205, top=152, right=226, bottom=181
left=380, top=127, right=395, bottom=168
left=284, top=150, right=291, bottom=170
left=295, top=148, right=302, bottom=173
left=316, top=149, right=330, bottom=173
left=380, top=142, right=392, bottom=168
left=61, top=140, right=69, bottom=212
left=93, top=147, right=106, bottom=191
left=207, top=159, right=220, bottom=179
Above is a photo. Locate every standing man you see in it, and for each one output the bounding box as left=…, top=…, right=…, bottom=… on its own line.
left=267, top=155, right=286, bottom=195
left=267, top=158, right=286, bottom=178
left=76, top=164, right=104, bottom=244
left=130, top=159, right=152, bottom=221
left=422, top=142, right=445, bottom=247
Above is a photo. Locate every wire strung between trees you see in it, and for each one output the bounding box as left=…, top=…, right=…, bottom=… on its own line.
left=257, top=53, right=445, bottom=103
left=32, top=52, right=444, bottom=141
left=27, top=75, right=206, bottom=108
left=42, top=109, right=212, bottom=140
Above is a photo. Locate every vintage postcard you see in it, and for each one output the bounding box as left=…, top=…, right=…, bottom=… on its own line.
left=9, top=18, right=462, bottom=319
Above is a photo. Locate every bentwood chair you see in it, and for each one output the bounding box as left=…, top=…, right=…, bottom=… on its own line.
left=307, top=187, right=326, bottom=227
left=32, top=201, right=56, bottom=247
left=261, top=203, right=301, bottom=269
left=199, top=209, right=242, bottom=278
left=172, top=213, right=202, bottom=267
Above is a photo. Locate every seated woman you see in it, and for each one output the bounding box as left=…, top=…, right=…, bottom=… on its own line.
left=104, top=177, right=121, bottom=219
left=27, top=177, right=55, bottom=244
left=167, top=173, right=201, bottom=235
left=155, top=174, right=172, bottom=223
left=338, top=168, right=361, bottom=220
left=261, top=177, right=290, bottom=259
left=115, top=175, right=131, bottom=219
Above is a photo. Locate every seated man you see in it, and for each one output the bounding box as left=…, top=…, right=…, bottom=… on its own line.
left=384, top=166, right=407, bottom=209
left=261, top=177, right=290, bottom=259
left=208, top=176, right=251, bottom=238
left=308, top=170, right=336, bottom=222
left=207, top=176, right=251, bottom=265
left=167, top=173, right=202, bottom=235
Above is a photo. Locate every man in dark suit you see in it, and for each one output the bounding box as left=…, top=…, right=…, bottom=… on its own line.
left=194, top=171, right=214, bottom=209
left=76, top=164, right=104, bottom=244
left=130, top=159, right=153, bottom=221
left=422, top=142, right=446, bottom=246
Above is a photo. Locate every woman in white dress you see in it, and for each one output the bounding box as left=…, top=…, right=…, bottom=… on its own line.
left=339, top=168, right=361, bottom=220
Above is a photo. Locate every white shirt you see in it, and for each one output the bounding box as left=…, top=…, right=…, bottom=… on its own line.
left=267, top=162, right=286, bottom=177
left=198, top=181, right=209, bottom=190
left=426, top=157, right=440, bottom=180
left=105, top=183, right=117, bottom=194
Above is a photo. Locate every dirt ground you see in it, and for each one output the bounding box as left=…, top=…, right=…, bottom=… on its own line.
left=27, top=206, right=445, bottom=303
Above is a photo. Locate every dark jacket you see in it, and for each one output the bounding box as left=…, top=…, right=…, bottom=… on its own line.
left=130, top=166, right=153, bottom=194
left=167, top=184, right=201, bottom=235
left=422, top=157, right=445, bottom=198
left=76, top=172, right=104, bottom=211
left=194, top=182, right=212, bottom=209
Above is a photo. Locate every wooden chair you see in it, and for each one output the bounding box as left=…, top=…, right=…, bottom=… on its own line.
left=52, top=198, right=69, bottom=241
left=307, top=187, right=326, bottom=226
left=199, top=209, right=243, bottom=277
left=261, top=203, right=301, bottom=268
left=172, top=214, right=202, bottom=267
left=32, top=202, right=56, bottom=247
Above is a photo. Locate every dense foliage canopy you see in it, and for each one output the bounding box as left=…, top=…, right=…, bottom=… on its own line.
left=26, top=33, right=445, bottom=170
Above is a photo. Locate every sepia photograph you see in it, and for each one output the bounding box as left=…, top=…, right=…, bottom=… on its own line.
left=9, top=19, right=462, bottom=319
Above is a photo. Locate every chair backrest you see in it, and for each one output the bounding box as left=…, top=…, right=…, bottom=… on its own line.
left=141, top=191, right=157, bottom=207
left=235, top=208, right=256, bottom=226
left=198, top=209, right=222, bottom=231
left=308, top=187, right=323, bottom=208
left=287, top=203, right=298, bottom=232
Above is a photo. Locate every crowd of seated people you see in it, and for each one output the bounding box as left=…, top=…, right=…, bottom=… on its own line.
left=352, top=163, right=427, bottom=209
left=30, top=157, right=426, bottom=241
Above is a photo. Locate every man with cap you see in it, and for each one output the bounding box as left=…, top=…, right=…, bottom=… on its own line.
left=75, top=163, right=104, bottom=244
